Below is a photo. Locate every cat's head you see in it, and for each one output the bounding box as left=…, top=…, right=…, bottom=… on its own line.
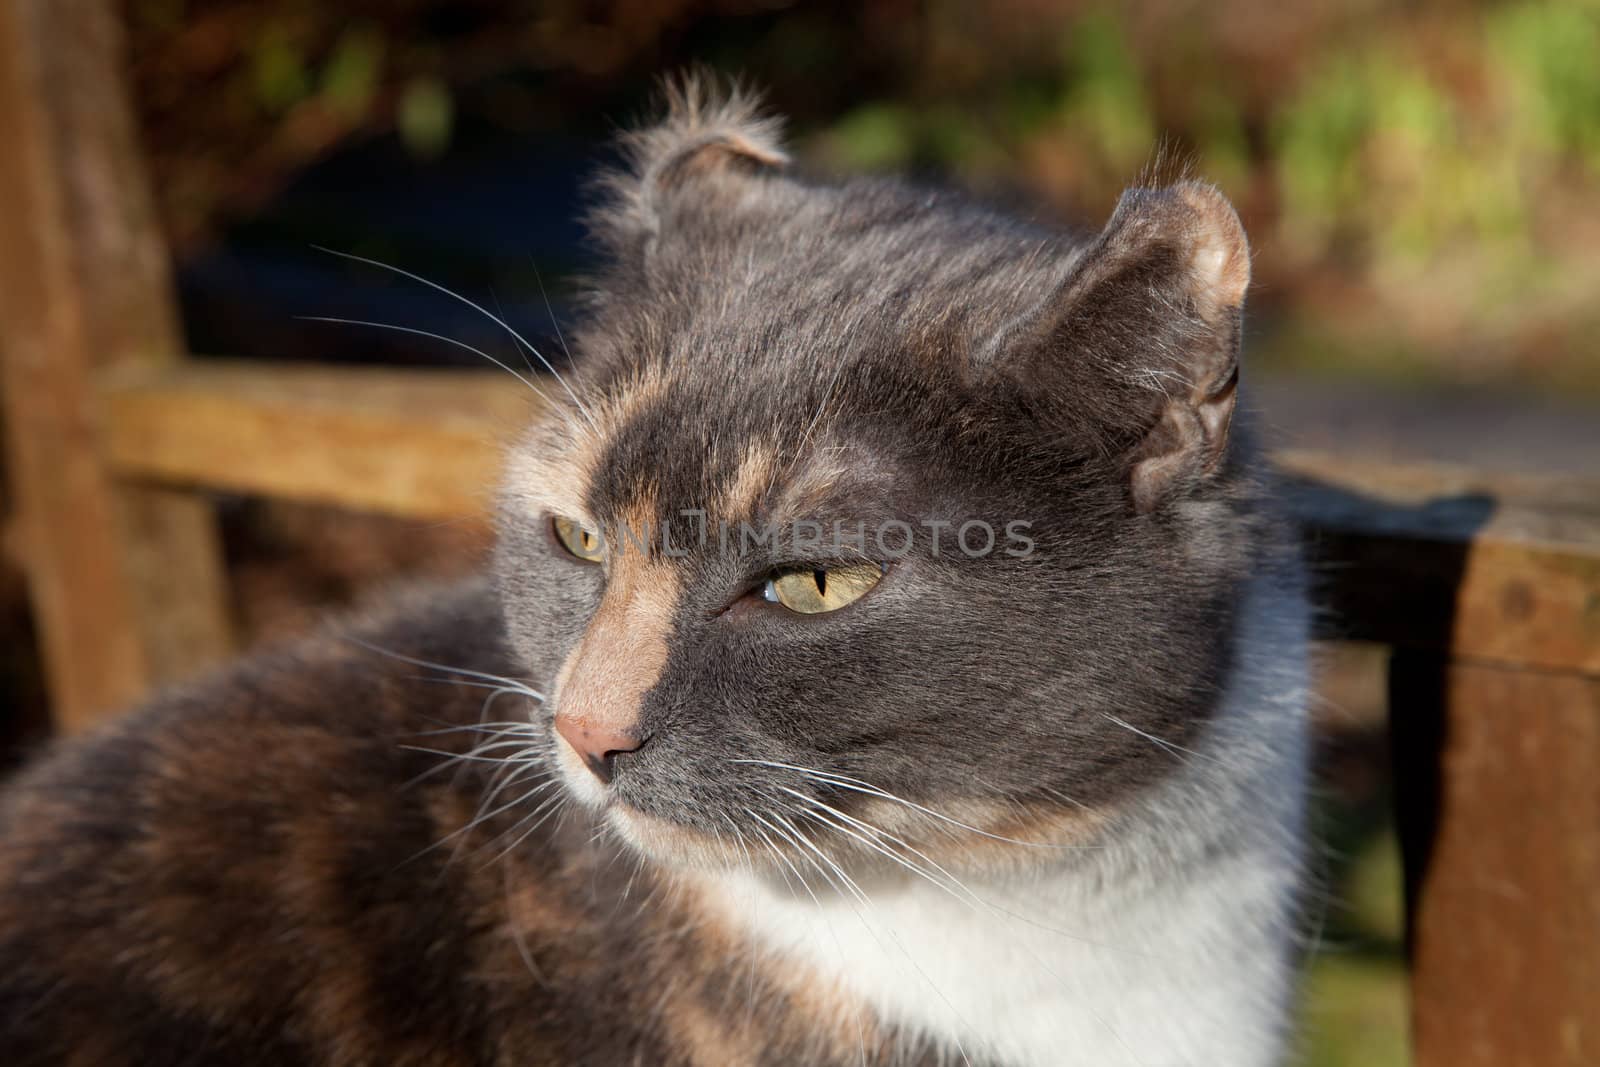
left=494, top=79, right=1266, bottom=877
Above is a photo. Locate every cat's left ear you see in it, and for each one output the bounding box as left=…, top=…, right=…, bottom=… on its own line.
left=997, top=181, right=1250, bottom=513
left=589, top=74, right=789, bottom=261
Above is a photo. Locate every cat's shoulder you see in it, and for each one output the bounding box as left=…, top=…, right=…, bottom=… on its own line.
left=0, top=577, right=514, bottom=1065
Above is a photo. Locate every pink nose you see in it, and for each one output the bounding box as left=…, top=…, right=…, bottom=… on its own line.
left=555, top=714, right=645, bottom=784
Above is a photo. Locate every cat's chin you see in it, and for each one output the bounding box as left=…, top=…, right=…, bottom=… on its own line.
left=603, top=803, right=752, bottom=872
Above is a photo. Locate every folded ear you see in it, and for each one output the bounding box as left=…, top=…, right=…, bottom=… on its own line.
left=589, top=73, right=789, bottom=262
left=998, top=181, right=1250, bottom=513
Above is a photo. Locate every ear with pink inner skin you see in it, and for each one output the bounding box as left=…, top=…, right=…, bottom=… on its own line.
left=1001, top=181, right=1252, bottom=513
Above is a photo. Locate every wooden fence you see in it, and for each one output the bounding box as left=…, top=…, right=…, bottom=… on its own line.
left=1, top=2, right=1596, bottom=1063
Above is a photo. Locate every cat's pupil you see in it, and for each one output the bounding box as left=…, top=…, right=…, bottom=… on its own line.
left=814, top=570, right=827, bottom=596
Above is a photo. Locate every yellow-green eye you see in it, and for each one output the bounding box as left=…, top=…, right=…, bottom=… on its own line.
left=762, top=563, right=883, bottom=614
left=552, top=515, right=605, bottom=562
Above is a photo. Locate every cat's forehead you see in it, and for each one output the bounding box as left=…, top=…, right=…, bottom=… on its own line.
left=506, top=185, right=1077, bottom=529
left=507, top=357, right=885, bottom=536
left=658, top=184, right=1066, bottom=341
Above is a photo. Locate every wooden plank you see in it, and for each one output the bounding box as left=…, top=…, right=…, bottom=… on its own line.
left=29, top=0, right=235, bottom=691
left=96, top=362, right=1600, bottom=672
left=1280, top=453, right=1600, bottom=677
left=101, top=361, right=536, bottom=520
left=0, top=0, right=153, bottom=725
left=0, top=0, right=232, bottom=730
left=1391, top=655, right=1600, bottom=1067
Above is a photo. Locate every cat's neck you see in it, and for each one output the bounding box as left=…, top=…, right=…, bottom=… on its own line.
left=684, top=566, right=1310, bottom=1067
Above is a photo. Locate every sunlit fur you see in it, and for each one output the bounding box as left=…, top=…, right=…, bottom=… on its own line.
left=488, top=77, right=1314, bottom=1063
left=0, top=77, right=1312, bottom=1066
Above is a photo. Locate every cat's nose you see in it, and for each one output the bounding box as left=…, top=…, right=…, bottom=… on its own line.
left=554, top=714, right=645, bottom=784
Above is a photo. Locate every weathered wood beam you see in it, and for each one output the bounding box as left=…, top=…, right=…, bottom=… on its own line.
left=1391, top=655, right=1600, bottom=1067
left=100, top=361, right=535, bottom=520
left=1279, top=451, right=1600, bottom=677
left=96, top=360, right=1600, bottom=676
left=0, top=0, right=231, bottom=731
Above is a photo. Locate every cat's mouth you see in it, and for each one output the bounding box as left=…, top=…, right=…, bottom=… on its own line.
left=547, top=727, right=806, bottom=871
left=547, top=718, right=1105, bottom=876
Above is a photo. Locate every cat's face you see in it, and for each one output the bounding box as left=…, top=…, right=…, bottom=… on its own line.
left=494, top=86, right=1262, bottom=876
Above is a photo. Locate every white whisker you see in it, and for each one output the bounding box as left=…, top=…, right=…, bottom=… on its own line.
left=761, top=805, right=975, bottom=1067
left=298, top=315, right=565, bottom=414
left=784, top=790, right=983, bottom=910
left=531, top=261, right=575, bottom=366
left=346, top=638, right=545, bottom=701
left=312, top=247, right=599, bottom=430
left=401, top=720, right=543, bottom=739
left=1100, top=713, right=1219, bottom=767
left=733, top=758, right=1098, bottom=850
left=479, top=789, right=568, bottom=867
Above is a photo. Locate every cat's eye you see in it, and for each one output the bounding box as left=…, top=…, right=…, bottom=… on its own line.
left=552, top=515, right=605, bottom=562
left=762, top=563, right=884, bottom=614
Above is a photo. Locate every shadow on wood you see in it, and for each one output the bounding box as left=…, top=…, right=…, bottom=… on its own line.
left=1285, top=464, right=1599, bottom=1067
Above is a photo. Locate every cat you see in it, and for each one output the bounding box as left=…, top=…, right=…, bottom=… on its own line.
left=0, top=80, right=1311, bottom=1066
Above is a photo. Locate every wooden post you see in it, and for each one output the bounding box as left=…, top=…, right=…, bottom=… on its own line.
left=1391, top=655, right=1600, bottom=1067
left=1282, top=455, right=1600, bottom=1066
left=0, top=0, right=231, bottom=731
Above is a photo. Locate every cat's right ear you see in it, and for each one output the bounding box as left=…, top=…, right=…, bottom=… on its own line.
left=588, top=73, right=789, bottom=262
left=991, top=181, right=1251, bottom=514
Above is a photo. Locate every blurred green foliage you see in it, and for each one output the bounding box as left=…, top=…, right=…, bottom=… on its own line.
left=123, top=1, right=1600, bottom=386
left=321, top=28, right=385, bottom=121
left=800, top=2, right=1600, bottom=392
left=1302, top=953, right=1410, bottom=1067
left=1298, top=814, right=1410, bottom=1067
left=397, top=77, right=454, bottom=157
left=249, top=23, right=310, bottom=113
left=1052, top=11, right=1155, bottom=178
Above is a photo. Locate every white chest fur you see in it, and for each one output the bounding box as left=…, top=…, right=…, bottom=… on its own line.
left=698, top=579, right=1310, bottom=1067
left=710, top=833, right=1299, bottom=1067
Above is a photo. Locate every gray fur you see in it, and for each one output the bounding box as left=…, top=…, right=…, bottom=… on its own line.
left=497, top=76, right=1302, bottom=844
left=0, top=75, right=1312, bottom=1066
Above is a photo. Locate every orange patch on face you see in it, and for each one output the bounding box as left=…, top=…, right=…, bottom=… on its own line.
left=505, top=364, right=680, bottom=524
left=552, top=524, right=681, bottom=768
left=771, top=447, right=850, bottom=520
left=717, top=442, right=778, bottom=523
left=502, top=408, right=599, bottom=524
left=593, top=362, right=673, bottom=440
